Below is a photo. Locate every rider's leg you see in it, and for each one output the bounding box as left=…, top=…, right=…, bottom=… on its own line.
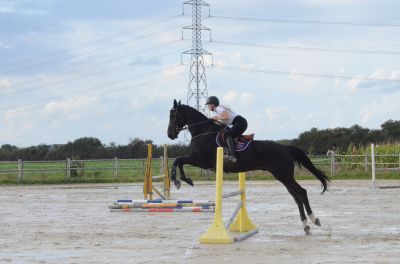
left=225, top=116, right=248, bottom=163
left=225, top=135, right=237, bottom=163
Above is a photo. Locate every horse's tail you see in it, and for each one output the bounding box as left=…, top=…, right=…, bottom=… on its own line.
left=288, top=146, right=331, bottom=194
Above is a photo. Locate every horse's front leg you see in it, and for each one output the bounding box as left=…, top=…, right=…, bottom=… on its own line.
left=178, top=161, right=193, bottom=187
left=171, top=159, right=181, bottom=189
left=171, top=155, right=199, bottom=189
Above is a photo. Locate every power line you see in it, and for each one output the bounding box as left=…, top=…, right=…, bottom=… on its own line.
left=1, top=24, right=182, bottom=74
left=1, top=65, right=186, bottom=114
left=0, top=15, right=181, bottom=69
left=3, top=39, right=183, bottom=91
left=211, top=15, right=400, bottom=28
left=1, top=50, right=181, bottom=96
left=5, top=71, right=186, bottom=116
left=212, top=64, right=400, bottom=82
left=211, top=40, right=400, bottom=56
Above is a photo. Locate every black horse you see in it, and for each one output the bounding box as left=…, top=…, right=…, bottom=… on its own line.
left=167, top=99, right=330, bottom=234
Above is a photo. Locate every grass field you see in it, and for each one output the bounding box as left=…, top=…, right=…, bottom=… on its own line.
left=1, top=155, right=399, bottom=184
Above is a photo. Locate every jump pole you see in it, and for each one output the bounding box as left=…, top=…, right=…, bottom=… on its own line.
left=199, top=147, right=258, bottom=244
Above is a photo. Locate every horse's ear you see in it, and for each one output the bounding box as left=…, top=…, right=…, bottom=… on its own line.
left=173, top=99, right=177, bottom=108
left=178, top=100, right=181, bottom=106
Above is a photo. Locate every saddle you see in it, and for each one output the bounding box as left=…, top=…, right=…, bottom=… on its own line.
left=239, top=134, right=255, bottom=141
left=216, top=128, right=254, bottom=152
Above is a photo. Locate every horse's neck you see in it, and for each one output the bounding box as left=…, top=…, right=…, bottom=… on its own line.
left=185, top=108, right=212, bottom=136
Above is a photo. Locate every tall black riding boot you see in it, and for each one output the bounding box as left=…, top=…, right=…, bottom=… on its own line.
left=225, top=136, right=238, bottom=163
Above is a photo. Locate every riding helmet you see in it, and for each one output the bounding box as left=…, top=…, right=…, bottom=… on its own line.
left=205, top=96, right=219, bottom=106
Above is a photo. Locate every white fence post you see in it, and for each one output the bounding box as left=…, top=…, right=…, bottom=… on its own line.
left=160, top=156, right=164, bottom=176
left=364, top=153, right=368, bottom=172
left=66, top=158, right=71, bottom=179
left=114, top=157, right=118, bottom=179
left=18, top=159, right=23, bottom=183
left=330, top=152, right=335, bottom=176
left=371, top=144, right=376, bottom=189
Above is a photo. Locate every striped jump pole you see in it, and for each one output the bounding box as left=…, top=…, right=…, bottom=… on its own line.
left=199, top=147, right=258, bottom=244
left=115, top=199, right=213, bottom=205
left=110, top=198, right=216, bottom=213
left=109, top=203, right=214, bottom=209
left=110, top=207, right=215, bottom=213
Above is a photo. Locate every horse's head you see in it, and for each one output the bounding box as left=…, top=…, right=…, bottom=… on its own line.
left=167, top=99, right=186, bottom=139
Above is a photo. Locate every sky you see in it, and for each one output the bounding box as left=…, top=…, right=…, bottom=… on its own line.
left=0, top=0, right=399, bottom=147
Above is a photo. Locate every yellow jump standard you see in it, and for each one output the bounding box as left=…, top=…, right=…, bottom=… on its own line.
left=199, top=147, right=259, bottom=244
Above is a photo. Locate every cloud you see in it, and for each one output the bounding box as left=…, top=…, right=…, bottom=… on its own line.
left=360, top=95, right=400, bottom=125
left=129, top=68, right=186, bottom=111
left=130, top=55, right=162, bottom=66
left=41, top=96, right=102, bottom=121
left=222, top=91, right=255, bottom=109
left=0, top=0, right=48, bottom=15
left=278, top=68, right=322, bottom=94
left=160, top=63, right=186, bottom=78
left=0, top=41, right=12, bottom=49
left=347, top=68, right=400, bottom=93
left=0, top=1, right=14, bottom=13
left=302, top=0, right=367, bottom=6
left=265, top=106, right=286, bottom=121
left=0, top=78, right=12, bottom=90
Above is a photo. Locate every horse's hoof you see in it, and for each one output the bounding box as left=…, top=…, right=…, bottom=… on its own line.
left=314, top=218, right=321, bottom=226
left=174, top=180, right=181, bottom=190
left=185, top=177, right=194, bottom=186
left=304, top=226, right=311, bottom=235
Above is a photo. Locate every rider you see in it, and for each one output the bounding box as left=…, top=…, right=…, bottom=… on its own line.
left=205, top=96, right=248, bottom=163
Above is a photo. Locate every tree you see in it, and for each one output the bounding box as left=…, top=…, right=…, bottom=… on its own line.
left=127, top=138, right=148, bottom=158
left=70, top=137, right=104, bottom=159
left=381, top=120, right=400, bottom=142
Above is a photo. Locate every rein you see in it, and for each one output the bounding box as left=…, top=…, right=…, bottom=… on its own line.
left=171, top=106, right=224, bottom=139
left=179, top=119, right=211, bottom=132
left=173, top=108, right=211, bottom=133
left=190, top=131, right=219, bottom=141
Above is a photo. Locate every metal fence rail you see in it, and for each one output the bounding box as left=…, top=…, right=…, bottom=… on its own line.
left=0, top=151, right=399, bottom=183
left=0, top=157, right=206, bottom=183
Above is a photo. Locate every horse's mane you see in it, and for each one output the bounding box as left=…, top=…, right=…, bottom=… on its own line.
left=180, top=104, right=223, bottom=131
left=180, top=104, right=208, bottom=121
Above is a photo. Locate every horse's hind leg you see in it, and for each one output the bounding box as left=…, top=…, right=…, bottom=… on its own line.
left=290, top=180, right=321, bottom=227
left=281, top=182, right=310, bottom=235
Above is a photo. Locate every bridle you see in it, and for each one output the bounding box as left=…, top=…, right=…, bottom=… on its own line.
left=171, top=108, right=185, bottom=134
left=171, top=107, right=221, bottom=137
